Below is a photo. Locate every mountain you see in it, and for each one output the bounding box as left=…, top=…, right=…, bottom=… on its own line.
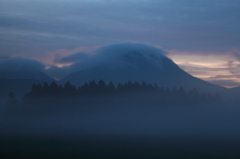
left=225, top=86, right=240, bottom=101
left=0, top=70, right=53, bottom=82
left=0, top=57, right=53, bottom=81
left=62, top=44, right=225, bottom=93
left=0, top=44, right=228, bottom=101
left=0, top=58, right=54, bottom=101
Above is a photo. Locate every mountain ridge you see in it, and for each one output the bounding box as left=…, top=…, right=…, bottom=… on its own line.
left=61, top=49, right=225, bottom=94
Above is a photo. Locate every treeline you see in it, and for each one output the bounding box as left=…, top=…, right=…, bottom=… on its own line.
left=22, top=80, right=222, bottom=104
left=24, top=80, right=158, bottom=98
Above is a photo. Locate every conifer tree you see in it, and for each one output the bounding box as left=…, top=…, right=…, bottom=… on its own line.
left=98, top=80, right=107, bottom=93
left=108, top=81, right=115, bottom=92
left=6, top=92, right=18, bottom=109
left=43, top=82, right=49, bottom=94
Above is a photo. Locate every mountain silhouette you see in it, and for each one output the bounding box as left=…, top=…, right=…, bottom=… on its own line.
left=61, top=44, right=225, bottom=93
left=0, top=57, right=53, bottom=81
left=0, top=58, right=54, bottom=100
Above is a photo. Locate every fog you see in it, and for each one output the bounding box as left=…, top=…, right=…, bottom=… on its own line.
left=1, top=93, right=240, bottom=158
left=1, top=101, right=240, bottom=140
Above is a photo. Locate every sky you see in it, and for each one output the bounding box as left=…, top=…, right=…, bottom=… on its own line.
left=0, top=0, right=240, bottom=88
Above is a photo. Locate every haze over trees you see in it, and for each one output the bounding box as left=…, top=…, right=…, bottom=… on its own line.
left=16, top=80, right=222, bottom=108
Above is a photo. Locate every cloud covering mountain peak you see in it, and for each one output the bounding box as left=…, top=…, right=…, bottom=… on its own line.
left=95, top=43, right=166, bottom=57
left=48, top=43, right=168, bottom=79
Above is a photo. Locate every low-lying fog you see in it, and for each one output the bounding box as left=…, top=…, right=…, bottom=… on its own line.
left=1, top=102, right=240, bottom=140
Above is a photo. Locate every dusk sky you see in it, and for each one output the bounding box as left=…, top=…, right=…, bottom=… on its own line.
left=0, top=0, right=240, bottom=87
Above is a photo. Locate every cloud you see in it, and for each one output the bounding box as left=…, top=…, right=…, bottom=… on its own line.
left=230, top=50, right=240, bottom=60
left=177, top=63, right=240, bottom=88
left=208, top=79, right=240, bottom=88
left=95, top=43, right=166, bottom=57
left=57, top=52, right=89, bottom=64
left=0, top=0, right=239, bottom=59
left=167, top=51, right=240, bottom=87
left=46, top=42, right=167, bottom=79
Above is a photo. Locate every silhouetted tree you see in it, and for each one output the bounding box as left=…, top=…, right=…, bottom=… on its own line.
left=64, top=81, right=77, bottom=96
left=88, top=80, right=98, bottom=94
left=58, top=84, right=64, bottom=96
left=127, top=81, right=133, bottom=90
left=6, top=92, right=18, bottom=110
left=108, top=82, right=115, bottom=92
left=133, top=81, right=141, bottom=91
left=31, top=83, right=37, bottom=95
left=147, top=83, right=154, bottom=90
left=22, top=80, right=222, bottom=106
left=81, top=82, right=90, bottom=95
left=43, top=82, right=49, bottom=94
left=98, top=80, right=107, bottom=94
left=49, top=81, right=58, bottom=96
left=36, top=83, right=42, bottom=96
left=141, top=81, right=147, bottom=90
left=117, top=83, right=123, bottom=91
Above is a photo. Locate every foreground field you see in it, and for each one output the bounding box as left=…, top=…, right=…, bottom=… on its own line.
left=1, top=101, right=240, bottom=158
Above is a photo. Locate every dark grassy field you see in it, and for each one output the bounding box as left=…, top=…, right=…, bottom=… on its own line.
left=1, top=135, right=240, bottom=159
